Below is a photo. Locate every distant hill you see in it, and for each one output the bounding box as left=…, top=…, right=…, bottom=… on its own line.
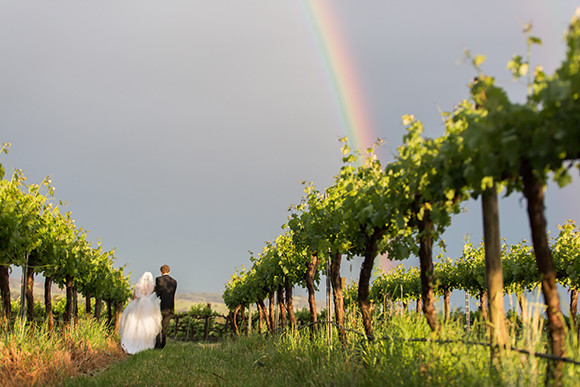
left=176, top=292, right=224, bottom=304
left=174, top=292, right=226, bottom=314
left=8, top=276, right=222, bottom=303
left=9, top=276, right=65, bottom=299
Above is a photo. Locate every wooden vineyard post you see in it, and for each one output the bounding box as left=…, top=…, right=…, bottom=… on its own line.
left=73, top=288, right=79, bottom=327
left=204, top=303, right=211, bottom=341
left=571, top=288, right=578, bottom=336
left=174, top=315, right=180, bottom=340
left=465, top=292, right=470, bottom=335
left=44, top=275, right=54, bottom=331
left=240, top=305, right=246, bottom=334
left=20, top=253, right=28, bottom=325
left=269, top=291, right=275, bottom=332
left=482, top=184, right=508, bottom=355
left=225, top=310, right=232, bottom=336
left=204, top=316, right=210, bottom=341
left=25, top=254, right=36, bottom=321
left=94, top=298, right=102, bottom=321
left=0, top=265, right=12, bottom=322
left=274, top=293, right=279, bottom=330
left=247, top=303, right=252, bottom=335
left=114, top=301, right=121, bottom=333
left=257, top=301, right=264, bottom=333
left=326, top=253, right=332, bottom=345
left=277, top=285, right=286, bottom=330
left=105, top=299, right=112, bottom=327
left=85, top=293, right=92, bottom=316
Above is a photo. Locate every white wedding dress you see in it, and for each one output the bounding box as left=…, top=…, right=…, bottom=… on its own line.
left=119, top=272, right=162, bottom=354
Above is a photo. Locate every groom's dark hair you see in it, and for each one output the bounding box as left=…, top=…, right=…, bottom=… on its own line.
left=160, top=265, right=170, bottom=274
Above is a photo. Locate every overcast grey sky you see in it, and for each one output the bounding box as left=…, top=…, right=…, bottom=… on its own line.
left=1, top=1, right=579, bottom=298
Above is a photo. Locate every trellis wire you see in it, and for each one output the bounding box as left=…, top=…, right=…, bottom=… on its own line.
left=269, top=320, right=580, bottom=367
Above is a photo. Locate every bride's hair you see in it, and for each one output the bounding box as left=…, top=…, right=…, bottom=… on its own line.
left=134, top=272, right=155, bottom=298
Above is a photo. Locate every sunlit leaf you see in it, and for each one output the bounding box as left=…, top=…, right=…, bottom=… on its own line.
left=474, top=55, right=486, bottom=68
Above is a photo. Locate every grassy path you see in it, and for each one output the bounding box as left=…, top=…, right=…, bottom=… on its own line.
left=61, top=339, right=290, bottom=387
left=62, top=336, right=372, bottom=387
left=62, top=341, right=231, bottom=387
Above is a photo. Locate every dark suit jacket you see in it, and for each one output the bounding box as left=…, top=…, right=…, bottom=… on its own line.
left=155, top=274, right=177, bottom=313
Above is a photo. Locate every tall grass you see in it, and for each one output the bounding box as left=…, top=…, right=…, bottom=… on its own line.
left=6, top=298, right=580, bottom=386
left=0, top=317, right=126, bottom=386
left=62, top=305, right=580, bottom=387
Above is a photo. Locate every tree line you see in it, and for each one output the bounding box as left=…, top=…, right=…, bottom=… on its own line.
left=0, top=143, right=132, bottom=330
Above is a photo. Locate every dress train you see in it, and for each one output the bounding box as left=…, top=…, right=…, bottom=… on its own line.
left=119, top=272, right=162, bottom=354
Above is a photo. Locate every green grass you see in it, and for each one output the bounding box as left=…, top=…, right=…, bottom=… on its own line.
left=61, top=311, right=580, bottom=387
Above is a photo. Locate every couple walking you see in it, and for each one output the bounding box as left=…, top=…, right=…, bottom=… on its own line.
left=118, top=265, right=177, bottom=354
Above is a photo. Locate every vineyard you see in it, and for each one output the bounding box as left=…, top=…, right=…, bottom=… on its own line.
left=223, top=12, right=580, bottom=386
left=0, top=141, right=132, bottom=330
left=2, top=7, right=580, bottom=387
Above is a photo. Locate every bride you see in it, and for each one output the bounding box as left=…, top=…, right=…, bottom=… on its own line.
left=119, top=272, right=162, bottom=354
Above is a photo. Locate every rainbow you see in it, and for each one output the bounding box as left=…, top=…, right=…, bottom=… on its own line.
left=299, top=0, right=386, bottom=268
left=298, top=0, right=375, bottom=152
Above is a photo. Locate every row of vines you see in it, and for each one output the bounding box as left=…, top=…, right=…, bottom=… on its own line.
left=0, top=143, right=132, bottom=330
left=223, top=11, right=580, bottom=384
left=371, top=222, right=580, bottom=326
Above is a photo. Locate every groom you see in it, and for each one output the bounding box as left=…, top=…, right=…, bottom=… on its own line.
left=155, top=264, right=177, bottom=349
